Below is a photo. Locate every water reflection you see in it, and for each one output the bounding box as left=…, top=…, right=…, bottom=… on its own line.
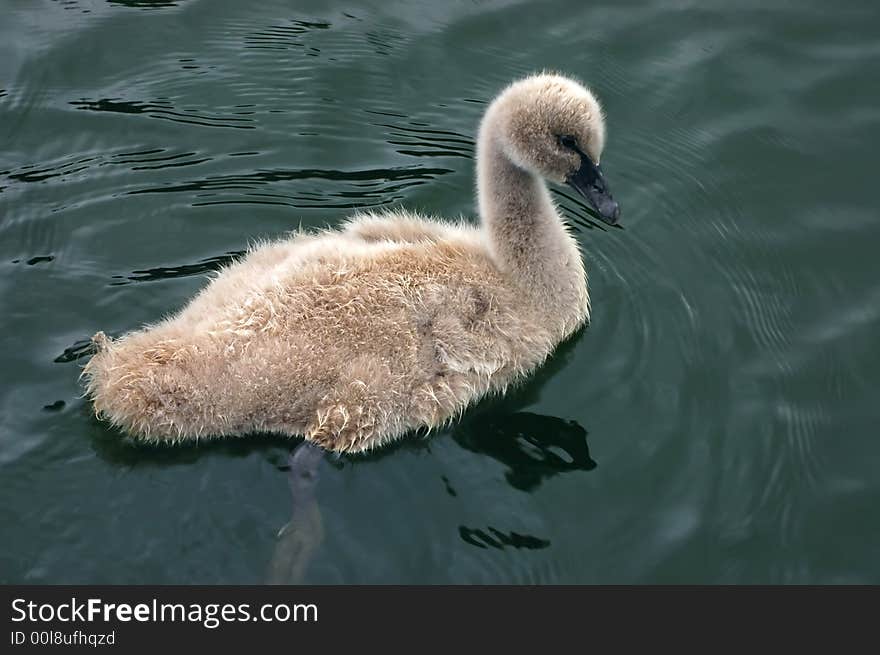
left=109, top=251, right=244, bottom=286
left=106, top=1, right=179, bottom=10
left=262, top=405, right=584, bottom=578
left=125, top=164, right=452, bottom=210
left=70, top=98, right=255, bottom=130
left=86, top=413, right=298, bottom=468
left=78, top=375, right=592, bottom=581
left=24, top=256, right=54, bottom=265
left=458, top=526, right=550, bottom=551
left=453, top=411, right=596, bottom=492
left=5, top=148, right=215, bottom=188
left=243, top=19, right=331, bottom=52
left=54, top=338, right=100, bottom=363
left=369, top=117, right=475, bottom=160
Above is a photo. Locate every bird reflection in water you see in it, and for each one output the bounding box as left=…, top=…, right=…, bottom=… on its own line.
left=449, top=411, right=595, bottom=551
left=266, top=410, right=596, bottom=578
left=452, top=411, right=596, bottom=492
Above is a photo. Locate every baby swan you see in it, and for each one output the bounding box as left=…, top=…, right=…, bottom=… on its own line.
left=84, top=73, right=620, bottom=453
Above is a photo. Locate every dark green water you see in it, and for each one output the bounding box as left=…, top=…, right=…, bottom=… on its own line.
left=2, top=0, right=878, bottom=584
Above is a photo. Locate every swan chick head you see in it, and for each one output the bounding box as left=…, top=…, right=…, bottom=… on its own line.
left=489, top=73, right=620, bottom=224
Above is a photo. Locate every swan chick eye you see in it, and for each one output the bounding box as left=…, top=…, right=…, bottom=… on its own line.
left=557, top=134, right=578, bottom=150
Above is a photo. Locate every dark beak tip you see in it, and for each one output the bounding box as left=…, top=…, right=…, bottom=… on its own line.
left=564, top=157, right=620, bottom=226
left=601, top=200, right=621, bottom=225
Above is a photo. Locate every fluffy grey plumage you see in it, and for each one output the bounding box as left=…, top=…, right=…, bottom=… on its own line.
left=84, top=73, right=613, bottom=453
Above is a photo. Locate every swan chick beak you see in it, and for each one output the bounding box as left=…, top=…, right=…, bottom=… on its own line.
left=566, top=157, right=621, bottom=225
